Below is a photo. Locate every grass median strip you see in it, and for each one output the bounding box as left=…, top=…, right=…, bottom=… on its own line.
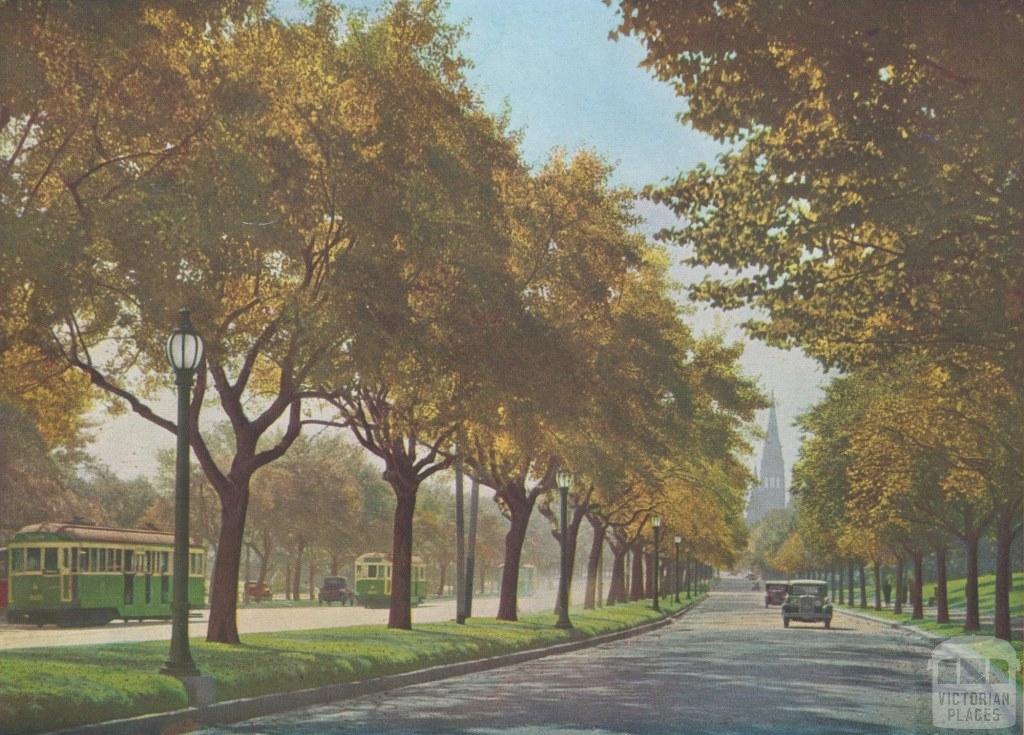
left=0, top=595, right=702, bottom=735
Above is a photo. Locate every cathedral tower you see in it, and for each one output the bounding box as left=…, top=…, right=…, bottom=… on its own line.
left=746, top=401, right=787, bottom=525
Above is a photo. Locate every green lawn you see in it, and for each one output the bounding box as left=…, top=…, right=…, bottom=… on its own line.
left=834, top=572, right=1023, bottom=613
left=0, top=594, right=702, bottom=735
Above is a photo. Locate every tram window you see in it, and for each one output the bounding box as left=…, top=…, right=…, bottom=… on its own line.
left=44, top=548, right=58, bottom=573
left=12, top=548, right=23, bottom=572
left=367, top=565, right=377, bottom=578
left=125, top=550, right=134, bottom=572
left=26, top=548, right=41, bottom=572
left=90, top=548, right=98, bottom=571
left=161, top=552, right=169, bottom=574
left=70, top=548, right=78, bottom=572
left=113, top=549, right=122, bottom=572
left=79, top=549, right=89, bottom=572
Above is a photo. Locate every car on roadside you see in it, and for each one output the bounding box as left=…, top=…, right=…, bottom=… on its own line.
left=764, top=581, right=789, bottom=607
left=782, top=579, right=833, bottom=629
left=318, top=576, right=356, bottom=606
left=244, top=581, right=273, bottom=603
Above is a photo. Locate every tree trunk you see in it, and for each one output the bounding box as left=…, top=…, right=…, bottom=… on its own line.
left=497, top=503, right=532, bottom=621
left=291, top=540, right=304, bottom=601
left=436, top=561, right=447, bottom=597
left=608, top=546, right=627, bottom=605
left=911, top=552, right=924, bottom=620
left=308, top=555, right=316, bottom=600
left=206, top=495, right=248, bottom=644
left=331, top=553, right=339, bottom=577
left=894, top=557, right=904, bottom=615
left=994, top=510, right=1015, bottom=641
left=872, top=561, right=881, bottom=611
left=629, top=542, right=644, bottom=601
left=935, top=546, right=949, bottom=624
left=963, top=533, right=981, bottom=632
left=847, top=558, right=855, bottom=605
left=644, top=553, right=654, bottom=598
left=838, top=564, right=845, bottom=604
left=388, top=490, right=416, bottom=630
left=686, top=557, right=693, bottom=597
left=584, top=520, right=605, bottom=610
left=858, top=562, right=867, bottom=608
left=284, top=558, right=292, bottom=601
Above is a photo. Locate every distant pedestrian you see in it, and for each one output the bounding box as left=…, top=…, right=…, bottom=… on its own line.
left=882, top=578, right=892, bottom=607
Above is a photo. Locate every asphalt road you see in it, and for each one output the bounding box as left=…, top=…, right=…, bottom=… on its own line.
left=191, top=576, right=1018, bottom=735
left=0, top=589, right=561, bottom=650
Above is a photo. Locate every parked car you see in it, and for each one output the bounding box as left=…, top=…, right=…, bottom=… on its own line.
left=318, top=576, right=356, bottom=606
left=764, top=581, right=789, bottom=607
left=244, top=581, right=273, bottom=603
left=782, top=580, right=833, bottom=628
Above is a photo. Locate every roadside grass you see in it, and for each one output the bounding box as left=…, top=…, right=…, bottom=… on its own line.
left=840, top=573, right=1023, bottom=613
left=0, top=594, right=702, bottom=735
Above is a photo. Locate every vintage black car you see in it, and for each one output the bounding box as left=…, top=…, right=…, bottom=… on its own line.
left=764, top=581, right=789, bottom=607
left=781, top=579, right=833, bottom=628
left=318, top=576, right=356, bottom=606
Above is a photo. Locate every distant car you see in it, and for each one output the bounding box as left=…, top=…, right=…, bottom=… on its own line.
left=764, top=581, right=789, bottom=607
left=782, top=580, right=833, bottom=628
left=245, top=581, right=273, bottom=603
left=318, top=576, right=356, bottom=606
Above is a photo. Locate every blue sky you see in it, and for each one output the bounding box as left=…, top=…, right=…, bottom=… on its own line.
left=93, top=0, right=826, bottom=488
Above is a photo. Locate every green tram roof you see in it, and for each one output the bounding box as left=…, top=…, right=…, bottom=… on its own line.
left=13, top=522, right=203, bottom=549
left=355, top=551, right=424, bottom=565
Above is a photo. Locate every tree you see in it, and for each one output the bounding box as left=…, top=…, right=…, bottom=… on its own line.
left=612, top=1, right=1024, bottom=379
left=11, top=1, right=527, bottom=641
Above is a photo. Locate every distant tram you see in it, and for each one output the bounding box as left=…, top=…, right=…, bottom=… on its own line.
left=6, top=522, right=206, bottom=626
left=354, top=552, right=426, bottom=608
left=497, top=562, right=536, bottom=596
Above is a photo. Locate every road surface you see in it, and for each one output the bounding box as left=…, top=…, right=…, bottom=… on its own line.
left=193, top=576, right=1019, bottom=735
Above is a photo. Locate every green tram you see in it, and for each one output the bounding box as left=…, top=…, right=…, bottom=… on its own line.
left=6, top=522, right=206, bottom=626
left=354, top=552, right=426, bottom=608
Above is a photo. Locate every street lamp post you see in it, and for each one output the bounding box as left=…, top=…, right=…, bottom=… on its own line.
left=161, top=308, right=203, bottom=678
left=554, top=469, right=573, bottom=629
left=673, top=535, right=682, bottom=603
left=651, top=515, right=661, bottom=611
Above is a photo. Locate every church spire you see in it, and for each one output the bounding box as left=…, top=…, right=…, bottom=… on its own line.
left=747, top=395, right=787, bottom=525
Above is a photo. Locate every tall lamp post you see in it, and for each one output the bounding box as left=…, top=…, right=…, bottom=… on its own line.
left=554, top=469, right=573, bottom=629
left=162, top=308, right=203, bottom=678
left=651, top=515, right=661, bottom=611
left=673, top=535, right=682, bottom=603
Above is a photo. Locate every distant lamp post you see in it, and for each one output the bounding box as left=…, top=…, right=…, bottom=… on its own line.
left=673, top=535, right=682, bottom=603
left=651, top=515, right=662, bottom=611
left=162, top=308, right=203, bottom=678
left=554, top=468, right=573, bottom=629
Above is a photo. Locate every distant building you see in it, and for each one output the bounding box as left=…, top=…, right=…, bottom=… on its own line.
left=746, top=402, right=787, bottom=525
